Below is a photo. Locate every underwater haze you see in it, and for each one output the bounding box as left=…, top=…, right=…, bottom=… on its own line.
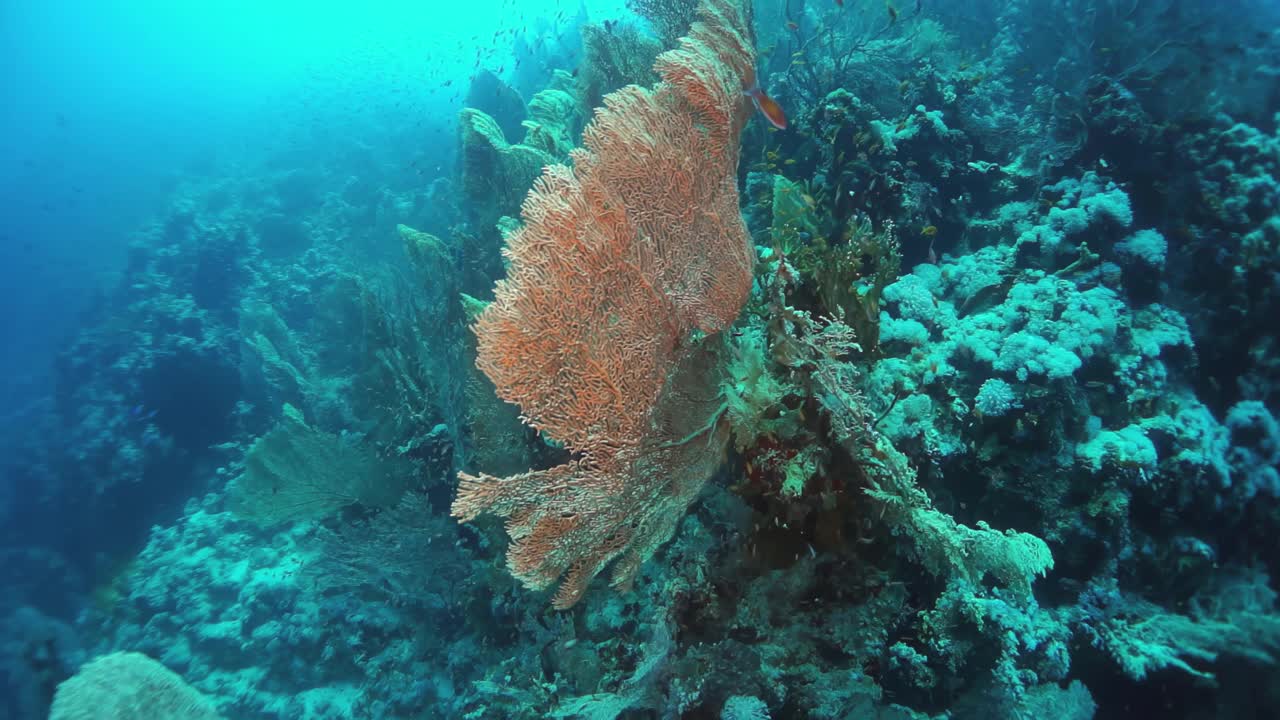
left=1, top=0, right=623, bottom=405
left=2, top=0, right=1278, bottom=718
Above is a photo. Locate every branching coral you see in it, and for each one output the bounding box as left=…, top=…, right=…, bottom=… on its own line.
left=628, top=0, right=702, bottom=47
left=453, top=0, right=757, bottom=609
left=457, top=108, right=556, bottom=231
left=229, top=404, right=416, bottom=527
left=577, top=22, right=662, bottom=113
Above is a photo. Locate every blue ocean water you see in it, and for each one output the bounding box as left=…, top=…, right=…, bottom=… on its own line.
left=1, top=0, right=1277, bottom=717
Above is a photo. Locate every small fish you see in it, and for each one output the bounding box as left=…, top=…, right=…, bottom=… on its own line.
left=787, top=21, right=799, bottom=31
left=743, top=67, right=787, bottom=130
left=921, top=225, right=938, bottom=237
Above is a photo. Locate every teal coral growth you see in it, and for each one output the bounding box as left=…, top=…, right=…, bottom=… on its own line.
left=1, top=0, right=1278, bottom=719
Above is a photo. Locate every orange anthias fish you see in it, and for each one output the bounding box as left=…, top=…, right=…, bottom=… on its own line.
left=743, top=67, right=787, bottom=130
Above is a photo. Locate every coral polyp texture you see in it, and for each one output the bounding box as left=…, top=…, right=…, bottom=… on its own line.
left=453, top=0, right=756, bottom=610
left=1, top=0, right=1278, bottom=718
left=50, top=651, right=223, bottom=720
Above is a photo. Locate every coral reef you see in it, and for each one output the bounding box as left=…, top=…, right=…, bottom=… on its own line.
left=2, top=0, right=1278, bottom=719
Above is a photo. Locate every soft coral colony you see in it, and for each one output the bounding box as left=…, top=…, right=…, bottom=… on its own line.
left=15, top=0, right=1280, bottom=719
left=450, top=0, right=1280, bottom=714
